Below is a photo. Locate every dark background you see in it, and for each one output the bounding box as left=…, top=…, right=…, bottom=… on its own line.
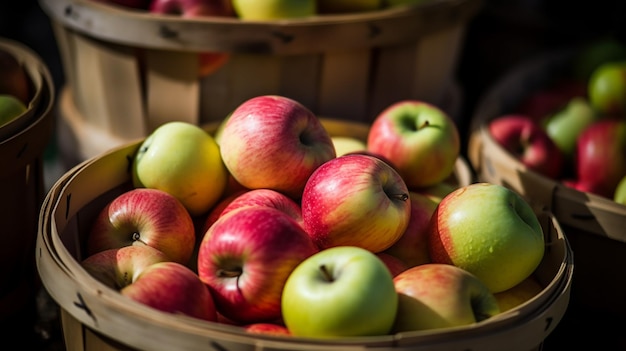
left=2, top=0, right=626, bottom=349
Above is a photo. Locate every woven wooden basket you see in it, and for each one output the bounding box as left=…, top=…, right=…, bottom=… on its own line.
left=39, top=0, right=480, bottom=161
left=0, top=37, right=55, bottom=338
left=37, top=118, right=572, bottom=351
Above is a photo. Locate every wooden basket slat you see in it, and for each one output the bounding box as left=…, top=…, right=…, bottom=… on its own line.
left=227, top=54, right=283, bottom=110
left=145, top=49, right=200, bottom=130
left=317, top=50, right=371, bottom=122
left=276, top=54, right=321, bottom=114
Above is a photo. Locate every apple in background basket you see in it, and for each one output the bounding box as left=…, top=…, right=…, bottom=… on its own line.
left=568, top=118, right=626, bottom=198
left=317, top=0, right=382, bottom=14
left=367, top=100, right=461, bottom=189
left=231, top=0, right=316, bottom=20
left=542, top=96, right=599, bottom=161
left=0, top=94, right=27, bottom=127
left=382, top=191, right=438, bottom=268
left=197, top=206, right=319, bottom=324
left=428, top=183, right=545, bottom=293
left=301, top=154, right=411, bottom=253
left=587, top=60, right=626, bottom=116
left=488, top=114, right=564, bottom=179
left=281, top=246, right=398, bottom=338
left=218, top=95, right=336, bottom=199
left=331, top=136, right=367, bottom=157
left=244, top=322, right=291, bottom=336
left=514, top=79, right=586, bottom=122
left=81, top=246, right=217, bottom=321
left=149, top=0, right=235, bottom=77
left=86, top=188, right=196, bottom=265
left=132, top=121, right=228, bottom=216
left=392, top=263, right=500, bottom=332
left=0, top=49, right=31, bottom=104
left=614, top=175, right=626, bottom=205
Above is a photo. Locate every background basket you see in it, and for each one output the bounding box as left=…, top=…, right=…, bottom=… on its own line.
left=37, top=118, right=572, bottom=351
left=0, top=37, right=55, bottom=342
left=39, top=0, right=480, bottom=165
left=467, top=49, right=626, bottom=348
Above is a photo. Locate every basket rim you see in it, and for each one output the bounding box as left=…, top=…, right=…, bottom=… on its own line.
left=39, top=0, right=482, bottom=54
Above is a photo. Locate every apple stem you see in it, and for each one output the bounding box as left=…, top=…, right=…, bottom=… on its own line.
left=393, top=193, right=410, bottom=201
left=217, top=269, right=242, bottom=278
left=320, top=265, right=334, bottom=282
left=419, top=120, right=430, bottom=129
left=131, top=232, right=147, bottom=245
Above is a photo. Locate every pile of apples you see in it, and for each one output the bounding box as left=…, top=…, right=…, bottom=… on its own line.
left=80, top=94, right=547, bottom=338
left=487, top=38, right=626, bottom=205
left=0, top=46, right=30, bottom=128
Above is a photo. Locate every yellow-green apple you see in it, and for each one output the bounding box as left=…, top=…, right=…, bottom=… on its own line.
left=197, top=206, right=319, bottom=324
left=231, top=0, right=316, bottom=20
left=202, top=188, right=303, bottom=233
left=542, top=97, right=599, bottom=160
left=317, top=0, right=382, bottom=14
left=81, top=247, right=217, bottom=321
left=86, top=188, right=196, bottom=265
left=382, top=191, right=437, bottom=268
left=366, top=100, right=461, bottom=189
left=392, top=263, right=500, bottom=332
left=218, top=95, right=336, bottom=199
left=489, top=114, right=564, bottom=179
left=281, top=246, right=398, bottom=338
left=614, top=175, right=626, bottom=205
left=331, top=136, right=367, bottom=157
left=148, top=0, right=234, bottom=77
left=566, top=118, right=626, bottom=198
left=0, top=94, right=27, bottom=126
left=0, top=49, right=31, bottom=104
left=428, top=183, right=545, bottom=293
left=132, top=121, right=228, bottom=216
left=376, top=252, right=409, bottom=277
left=244, top=322, right=291, bottom=336
left=494, top=276, right=543, bottom=313
left=588, top=60, right=626, bottom=116
left=301, top=153, right=411, bottom=253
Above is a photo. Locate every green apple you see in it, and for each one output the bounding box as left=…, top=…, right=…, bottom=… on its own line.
left=232, top=0, right=316, bottom=20
left=281, top=246, right=398, bottom=338
left=428, top=183, right=545, bottom=293
left=614, top=175, right=626, bottom=205
left=331, top=136, right=367, bottom=157
left=543, top=97, right=599, bottom=159
left=588, top=60, right=626, bottom=116
left=0, top=94, right=27, bottom=127
left=318, top=0, right=382, bottom=14
left=494, top=276, right=543, bottom=313
left=392, top=263, right=500, bottom=332
left=132, top=121, right=228, bottom=216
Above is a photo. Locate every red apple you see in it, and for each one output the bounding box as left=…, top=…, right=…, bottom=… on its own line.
left=197, top=206, right=319, bottom=324
left=301, top=154, right=411, bottom=253
left=572, top=118, right=626, bottom=198
left=218, top=95, right=336, bottom=199
left=392, top=263, right=500, bottom=332
left=382, top=191, right=438, bottom=268
left=489, top=114, right=564, bottom=179
left=86, top=188, right=196, bottom=265
left=81, top=246, right=217, bottom=321
left=203, top=188, right=303, bottom=234
left=244, top=322, right=291, bottom=336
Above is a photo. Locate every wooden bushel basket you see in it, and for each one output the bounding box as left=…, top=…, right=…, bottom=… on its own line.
left=467, top=49, right=626, bottom=347
left=0, top=38, right=55, bottom=338
left=37, top=119, right=572, bottom=351
left=39, top=0, right=480, bottom=162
